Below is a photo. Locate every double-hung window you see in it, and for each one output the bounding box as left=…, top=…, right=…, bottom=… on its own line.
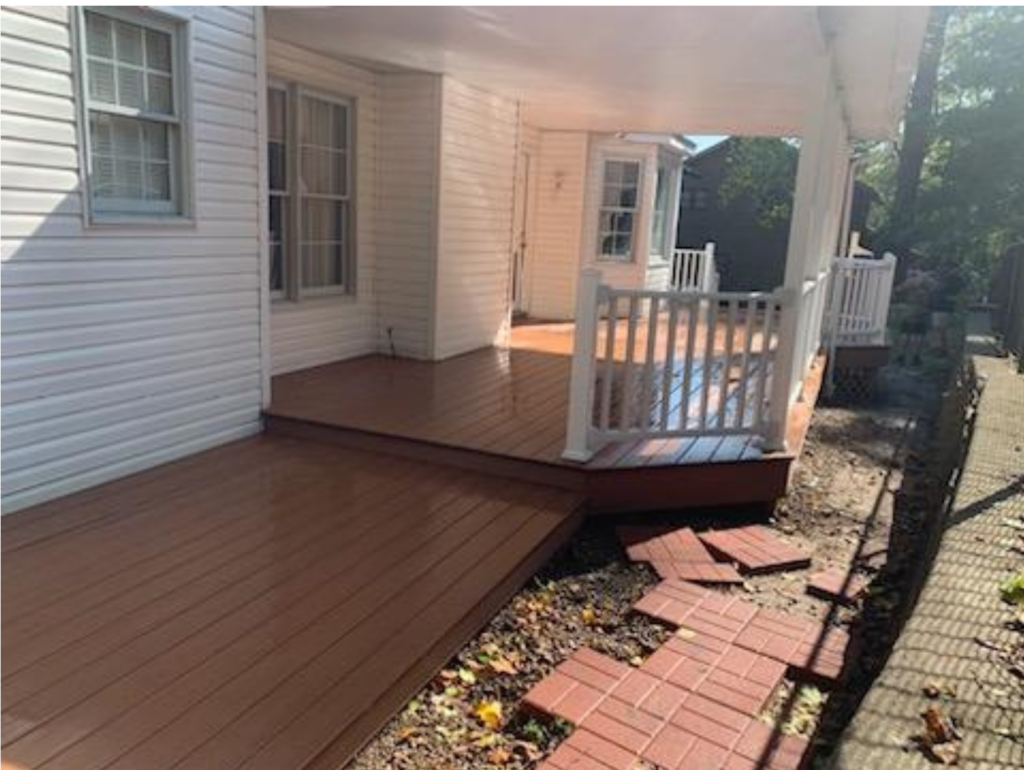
left=78, top=8, right=188, bottom=220
left=597, top=158, right=642, bottom=261
left=267, top=84, right=353, bottom=299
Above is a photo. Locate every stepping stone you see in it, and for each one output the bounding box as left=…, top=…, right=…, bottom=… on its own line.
left=698, top=525, right=811, bottom=575
left=632, top=579, right=851, bottom=683
left=617, top=526, right=744, bottom=584
left=806, top=566, right=870, bottom=605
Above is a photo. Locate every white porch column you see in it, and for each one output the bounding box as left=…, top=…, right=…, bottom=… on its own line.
left=766, top=55, right=851, bottom=450
left=563, top=268, right=602, bottom=462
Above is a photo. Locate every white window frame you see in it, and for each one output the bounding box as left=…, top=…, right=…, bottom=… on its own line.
left=596, top=156, right=643, bottom=263
left=268, top=81, right=356, bottom=301
left=649, top=153, right=683, bottom=265
left=267, top=80, right=290, bottom=300
left=73, top=6, right=194, bottom=226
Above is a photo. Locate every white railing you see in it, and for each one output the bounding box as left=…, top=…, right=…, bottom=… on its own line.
left=825, top=253, right=897, bottom=347
left=671, top=243, right=719, bottom=293
left=563, top=268, right=785, bottom=461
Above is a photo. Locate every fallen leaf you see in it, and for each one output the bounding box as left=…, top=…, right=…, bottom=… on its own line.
left=396, top=727, right=419, bottom=744
left=581, top=606, right=598, bottom=625
left=458, top=667, right=477, bottom=685
left=475, top=700, right=503, bottom=729
left=487, top=746, right=513, bottom=765
left=488, top=657, right=517, bottom=675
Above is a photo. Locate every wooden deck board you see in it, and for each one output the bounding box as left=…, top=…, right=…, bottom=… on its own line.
left=1, top=436, right=582, bottom=770
left=268, top=339, right=767, bottom=470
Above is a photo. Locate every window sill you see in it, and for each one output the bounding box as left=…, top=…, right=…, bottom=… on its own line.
left=271, top=292, right=359, bottom=310
left=596, top=255, right=636, bottom=265
left=86, top=214, right=196, bottom=230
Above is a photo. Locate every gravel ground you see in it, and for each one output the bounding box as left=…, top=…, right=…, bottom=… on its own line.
left=350, top=365, right=945, bottom=770
left=350, top=523, right=671, bottom=770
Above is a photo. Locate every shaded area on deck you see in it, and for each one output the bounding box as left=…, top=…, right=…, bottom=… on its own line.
left=1, top=437, right=582, bottom=770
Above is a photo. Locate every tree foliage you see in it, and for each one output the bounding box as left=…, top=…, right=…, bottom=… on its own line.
left=895, top=6, right=1024, bottom=289
left=720, top=7, right=1024, bottom=293
left=718, top=138, right=798, bottom=230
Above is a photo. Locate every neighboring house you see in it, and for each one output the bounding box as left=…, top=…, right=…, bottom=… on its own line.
left=677, top=137, right=875, bottom=291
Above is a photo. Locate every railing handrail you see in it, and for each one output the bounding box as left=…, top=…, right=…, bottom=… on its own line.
left=563, top=272, right=784, bottom=461
left=604, top=286, right=783, bottom=303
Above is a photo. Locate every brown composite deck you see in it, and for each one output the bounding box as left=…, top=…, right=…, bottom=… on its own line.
left=268, top=323, right=767, bottom=471
left=1, top=436, right=582, bottom=770
left=266, top=322, right=822, bottom=511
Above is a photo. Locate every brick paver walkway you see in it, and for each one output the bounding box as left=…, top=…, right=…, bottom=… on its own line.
left=522, top=576, right=858, bottom=769
left=634, top=579, right=850, bottom=684
left=617, top=527, right=743, bottom=584
left=831, top=324, right=1024, bottom=768
left=698, top=526, right=812, bottom=575
left=524, top=645, right=806, bottom=770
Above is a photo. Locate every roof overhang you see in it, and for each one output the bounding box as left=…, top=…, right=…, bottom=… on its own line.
left=267, top=7, right=927, bottom=140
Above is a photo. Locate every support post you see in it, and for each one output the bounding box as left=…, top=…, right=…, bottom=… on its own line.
left=563, top=268, right=602, bottom=462
left=703, top=242, right=717, bottom=292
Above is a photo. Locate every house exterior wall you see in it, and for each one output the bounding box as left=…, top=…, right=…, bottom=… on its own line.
left=267, top=39, right=380, bottom=373
left=376, top=72, right=442, bottom=359
left=433, top=78, right=518, bottom=359
left=526, top=130, right=589, bottom=320
left=0, top=6, right=264, bottom=513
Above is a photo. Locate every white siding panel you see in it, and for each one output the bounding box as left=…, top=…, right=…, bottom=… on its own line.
left=375, top=72, right=441, bottom=359
left=0, top=6, right=263, bottom=513
left=433, top=77, right=518, bottom=359
left=528, top=130, right=589, bottom=320
left=266, top=38, right=379, bottom=373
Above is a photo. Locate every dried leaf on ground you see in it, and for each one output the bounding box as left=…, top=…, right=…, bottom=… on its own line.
left=475, top=700, right=503, bottom=730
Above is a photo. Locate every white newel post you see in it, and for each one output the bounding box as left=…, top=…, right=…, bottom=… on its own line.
left=563, top=268, right=602, bottom=462
left=703, top=242, right=716, bottom=292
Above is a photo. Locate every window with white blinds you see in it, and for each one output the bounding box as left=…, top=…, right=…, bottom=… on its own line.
left=267, top=84, right=353, bottom=299
left=79, top=8, right=187, bottom=219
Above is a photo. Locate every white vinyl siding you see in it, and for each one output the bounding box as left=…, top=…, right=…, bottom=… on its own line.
left=267, top=38, right=377, bottom=374
left=526, top=130, right=589, bottom=320
left=0, top=6, right=262, bottom=513
left=375, top=72, right=442, bottom=359
left=433, top=78, right=518, bottom=359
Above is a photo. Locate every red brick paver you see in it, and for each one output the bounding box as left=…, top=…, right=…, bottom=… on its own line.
left=806, top=566, right=869, bottom=605
left=525, top=641, right=804, bottom=770
left=633, top=579, right=850, bottom=682
left=698, top=525, right=811, bottom=575
left=617, top=526, right=744, bottom=584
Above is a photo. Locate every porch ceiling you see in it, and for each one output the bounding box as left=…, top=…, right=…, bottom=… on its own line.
left=266, top=6, right=927, bottom=140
